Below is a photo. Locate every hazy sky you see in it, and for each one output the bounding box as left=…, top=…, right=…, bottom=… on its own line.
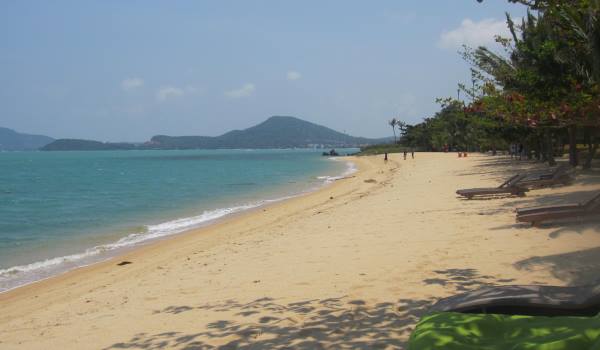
left=0, top=1, right=527, bottom=142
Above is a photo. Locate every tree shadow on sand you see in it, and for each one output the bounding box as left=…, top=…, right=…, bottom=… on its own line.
left=423, top=268, right=514, bottom=292
left=104, top=297, right=433, bottom=350
left=515, top=246, right=600, bottom=286
left=104, top=268, right=516, bottom=350
left=487, top=189, right=600, bottom=234
left=455, top=157, right=555, bottom=179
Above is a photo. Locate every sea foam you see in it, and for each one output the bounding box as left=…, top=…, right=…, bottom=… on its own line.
left=317, top=161, right=357, bottom=183
left=0, top=160, right=355, bottom=293
left=0, top=203, right=264, bottom=292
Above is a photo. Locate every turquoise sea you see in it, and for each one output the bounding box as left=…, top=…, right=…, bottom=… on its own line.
left=0, top=149, right=356, bottom=292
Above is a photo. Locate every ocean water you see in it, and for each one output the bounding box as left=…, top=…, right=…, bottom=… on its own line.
left=0, top=149, right=356, bottom=292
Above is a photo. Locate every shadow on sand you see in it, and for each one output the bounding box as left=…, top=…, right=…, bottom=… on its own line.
left=104, top=297, right=432, bottom=349
left=455, top=157, right=558, bottom=179
left=423, top=268, right=514, bottom=292
left=487, top=189, right=600, bottom=235
left=515, top=246, right=600, bottom=286
left=104, top=269, right=517, bottom=350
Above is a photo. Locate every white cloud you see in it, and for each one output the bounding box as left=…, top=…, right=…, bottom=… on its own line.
left=121, top=77, right=144, bottom=91
left=225, top=83, right=256, bottom=98
left=438, top=18, right=509, bottom=50
left=287, top=71, right=302, bottom=81
left=156, top=85, right=205, bottom=102
left=156, top=86, right=184, bottom=101
left=155, top=85, right=203, bottom=102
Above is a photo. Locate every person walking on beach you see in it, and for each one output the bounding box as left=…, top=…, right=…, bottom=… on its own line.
left=411, top=149, right=414, bottom=159
left=518, top=143, right=524, bottom=160
left=384, top=152, right=388, bottom=162
left=403, top=150, right=407, bottom=160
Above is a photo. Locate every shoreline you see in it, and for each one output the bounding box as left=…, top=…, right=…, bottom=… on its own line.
left=2, top=153, right=599, bottom=349
left=0, top=156, right=363, bottom=297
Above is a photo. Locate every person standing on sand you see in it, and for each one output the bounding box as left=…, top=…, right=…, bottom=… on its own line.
left=411, top=149, right=415, bottom=159
left=403, top=150, right=407, bottom=160
left=518, top=143, right=524, bottom=160
left=384, top=152, right=388, bottom=162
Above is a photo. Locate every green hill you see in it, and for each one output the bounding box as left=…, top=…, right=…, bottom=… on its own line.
left=0, top=127, right=54, bottom=151
left=41, top=116, right=388, bottom=151
left=41, top=139, right=136, bottom=151
left=148, top=116, right=386, bottom=149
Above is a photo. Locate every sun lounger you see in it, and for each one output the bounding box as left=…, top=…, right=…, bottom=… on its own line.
left=429, top=284, right=600, bottom=316
left=456, top=174, right=529, bottom=199
left=518, top=165, right=574, bottom=188
left=516, top=192, right=600, bottom=226
left=408, top=284, right=600, bottom=349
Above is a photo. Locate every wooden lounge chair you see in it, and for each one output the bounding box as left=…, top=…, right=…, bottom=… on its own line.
left=516, top=192, right=600, bottom=226
left=518, top=165, right=574, bottom=189
left=429, top=283, right=600, bottom=317
left=456, top=174, right=529, bottom=199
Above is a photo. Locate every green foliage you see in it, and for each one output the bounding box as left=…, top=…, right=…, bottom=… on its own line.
left=398, top=101, right=511, bottom=153
left=470, top=2, right=600, bottom=128
left=410, top=311, right=600, bottom=349
left=357, top=143, right=407, bottom=156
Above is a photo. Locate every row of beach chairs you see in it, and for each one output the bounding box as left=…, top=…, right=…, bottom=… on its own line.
left=409, top=164, right=600, bottom=348
left=456, top=165, right=599, bottom=226
left=456, top=165, right=574, bottom=199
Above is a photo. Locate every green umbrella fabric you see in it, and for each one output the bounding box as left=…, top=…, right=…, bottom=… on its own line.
left=409, top=312, right=600, bottom=350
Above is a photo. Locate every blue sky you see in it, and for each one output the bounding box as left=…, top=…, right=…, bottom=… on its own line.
left=0, top=1, right=527, bottom=141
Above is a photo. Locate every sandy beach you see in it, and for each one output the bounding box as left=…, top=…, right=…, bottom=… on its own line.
left=1, top=153, right=599, bottom=349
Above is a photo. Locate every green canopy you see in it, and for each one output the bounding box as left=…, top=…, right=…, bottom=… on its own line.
left=409, top=312, right=600, bottom=350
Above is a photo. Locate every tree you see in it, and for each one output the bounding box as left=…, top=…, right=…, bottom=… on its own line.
left=464, top=9, right=591, bottom=165
left=553, top=0, right=600, bottom=168
left=388, top=118, right=398, bottom=143
left=476, top=0, right=600, bottom=168
left=395, top=0, right=599, bottom=168
left=396, top=120, right=408, bottom=139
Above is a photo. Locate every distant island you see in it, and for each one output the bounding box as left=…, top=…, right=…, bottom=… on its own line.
left=40, top=139, right=138, bottom=151
left=0, top=127, right=54, bottom=151
left=39, top=116, right=389, bottom=151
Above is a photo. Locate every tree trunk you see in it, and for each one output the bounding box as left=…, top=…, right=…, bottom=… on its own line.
left=544, top=129, right=556, bottom=166
left=568, top=124, right=578, bottom=167
left=539, top=135, right=546, bottom=162
left=583, top=127, right=598, bottom=170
